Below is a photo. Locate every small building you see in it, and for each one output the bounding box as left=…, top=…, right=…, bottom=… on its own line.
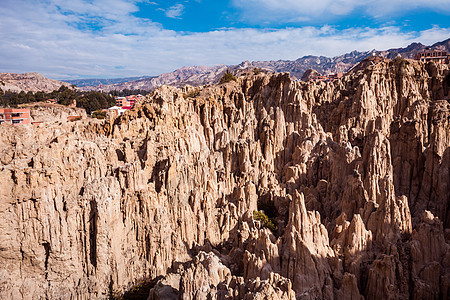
left=45, top=98, right=58, bottom=104
left=415, top=49, right=449, bottom=64
left=312, top=73, right=343, bottom=82
left=107, top=106, right=127, bottom=116
left=329, top=73, right=343, bottom=80
left=115, top=95, right=144, bottom=109
left=0, top=108, right=31, bottom=125
left=115, top=97, right=130, bottom=108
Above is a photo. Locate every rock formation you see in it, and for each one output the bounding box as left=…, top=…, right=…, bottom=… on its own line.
left=0, top=58, right=449, bottom=299
left=21, top=103, right=87, bottom=124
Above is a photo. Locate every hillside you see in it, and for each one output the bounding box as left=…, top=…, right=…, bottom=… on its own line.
left=64, top=76, right=155, bottom=88
left=0, top=72, right=71, bottom=93
left=1, top=58, right=449, bottom=299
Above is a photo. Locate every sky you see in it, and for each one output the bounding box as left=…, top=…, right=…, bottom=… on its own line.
left=0, top=0, right=449, bottom=79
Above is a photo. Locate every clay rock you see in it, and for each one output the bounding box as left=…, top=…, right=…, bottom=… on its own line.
left=331, top=213, right=373, bottom=278
left=150, top=252, right=295, bottom=300
left=410, top=211, right=449, bottom=299
left=335, top=273, right=364, bottom=300
left=178, top=252, right=232, bottom=299
left=365, top=255, right=399, bottom=300
left=280, top=191, right=335, bottom=298
left=0, top=59, right=449, bottom=300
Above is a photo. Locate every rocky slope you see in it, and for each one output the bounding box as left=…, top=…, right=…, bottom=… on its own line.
left=0, top=72, right=72, bottom=93
left=77, top=65, right=231, bottom=92
left=0, top=58, right=449, bottom=299
left=22, top=103, right=87, bottom=123
left=65, top=76, right=155, bottom=89
left=74, top=38, right=450, bottom=92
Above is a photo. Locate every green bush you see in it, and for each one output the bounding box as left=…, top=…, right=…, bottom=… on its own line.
left=92, top=110, right=106, bottom=119
left=184, top=89, right=200, bottom=98
left=253, top=210, right=277, bottom=233
left=220, top=70, right=237, bottom=84
left=0, top=85, right=115, bottom=112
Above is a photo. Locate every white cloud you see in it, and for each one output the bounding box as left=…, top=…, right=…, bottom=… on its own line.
left=165, top=4, right=184, bottom=19
left=0, top=0, right=449, bottom=79
left=232, top=0, right=450, bottom=23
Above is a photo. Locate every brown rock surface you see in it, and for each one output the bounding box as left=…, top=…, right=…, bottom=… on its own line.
left=0, top=58, right=449, bottom=299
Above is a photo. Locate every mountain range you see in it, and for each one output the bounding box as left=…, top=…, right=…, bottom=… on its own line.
left=1, top=38, right=449, bottom=94
left=67, top=38, right=450, bottom=92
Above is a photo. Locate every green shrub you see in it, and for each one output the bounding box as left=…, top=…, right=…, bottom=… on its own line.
left=220, top=70, right=237, bottom=84
left=92, top=110, right=106, bottom=119
left=184, top=89, right=200, bottom=98
left=253, top=210, right=277, bottom=233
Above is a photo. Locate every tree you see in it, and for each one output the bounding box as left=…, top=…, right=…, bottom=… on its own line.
left=76, top=91, right=115, bottom=113
left=92, top=109, right=106, bottom=119
left=219, top=70, right=237, bottom=84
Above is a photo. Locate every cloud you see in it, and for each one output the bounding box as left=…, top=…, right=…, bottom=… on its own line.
left=231, top=0, right=450, bottom=23
left=165, top=4, right=185, bottom=19
left=0, top=0, right=449, bottom=79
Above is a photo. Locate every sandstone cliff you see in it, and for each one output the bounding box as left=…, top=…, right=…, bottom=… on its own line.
left=0, top=58, right=449, bottom=299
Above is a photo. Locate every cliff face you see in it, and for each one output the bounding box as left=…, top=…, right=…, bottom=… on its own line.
left=0, top=59, right=449, bottom=299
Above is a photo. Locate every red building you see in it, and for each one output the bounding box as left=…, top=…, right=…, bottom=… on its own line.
left=115, top=97, right=130, bottom=108
left=0, top=108, right=31, bottom=125
left=115, top=95, right=144, bottom=109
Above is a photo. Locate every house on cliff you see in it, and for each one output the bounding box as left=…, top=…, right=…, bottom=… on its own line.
left=415, top=49, right=449, bottom=64
left=0, top=108, right=31, bottom=125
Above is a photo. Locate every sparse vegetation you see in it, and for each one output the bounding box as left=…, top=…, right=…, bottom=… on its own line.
left=393, top=56, right=406, bottom=65
left=184, top=89, right=200, bottom=99
left=253, top=210, right=277, bottom=233
left=253, top=68, right=261, bottom=75
left=0, top=85, right=115, bottom=113
left=219, top=70, right=237, bottom=84
left=110, top=89, right=150, bottom=97
left=92, top=109, right=106, bottom=119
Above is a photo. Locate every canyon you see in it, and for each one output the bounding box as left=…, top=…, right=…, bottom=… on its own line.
left=0, top=57, right=449, bottom=299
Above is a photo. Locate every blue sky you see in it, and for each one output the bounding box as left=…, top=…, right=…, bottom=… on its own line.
left=0, top=0, right=449, bottom=79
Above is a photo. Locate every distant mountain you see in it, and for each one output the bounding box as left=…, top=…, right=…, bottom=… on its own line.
left=64, top=76, right=155, bottom=88
left=9, top=38, right=448, bottom=94
left=0, top=72, right=72, bottom=93
left=73, top=49, right=374, bottom=92
left=76, top=65, right=230, bottom=92
left=76, top=38, right=449, bottom=92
